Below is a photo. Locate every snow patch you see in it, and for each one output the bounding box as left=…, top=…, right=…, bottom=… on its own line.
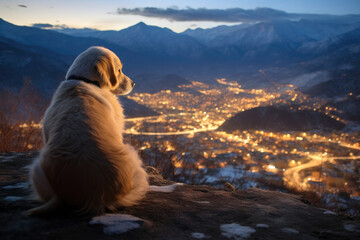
left=191, top=232, right=207, bottom=239
left=281, top=227, right=299, bottom=234
left=256, top=223, right=269, bottom=228
left=3, top=182, right=29, bottom=189
left=351, top=196, right=360, bottom=201
left=240, top=180, right=258, bottom=189
left=0, top=156, right=16, bottom=162
left=89, top=214, right=145, bottom=235
left=4, top=196, right=23, bottom=201
left=344, top=223, right=359, bottom=232
left=203, top=166, right=244, bottom=184
left=149, top=183, right=184, bottom=193
left=22, top=164, right=33, bottom=171
left=323, top=210, right=337, bottom=215
left=220, top=223, right=256, bottom=239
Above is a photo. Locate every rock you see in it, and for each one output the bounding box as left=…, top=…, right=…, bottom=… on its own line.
left=224, top=182, right=236, bottom=192
left=145, top=166, right=160, bottom=175
left=1, top=152, right=360, bottom=240
left=146, top=166, right=167, bottom=186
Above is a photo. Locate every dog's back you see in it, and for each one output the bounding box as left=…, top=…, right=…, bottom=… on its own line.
left=29, top=80, right=148, bottom=214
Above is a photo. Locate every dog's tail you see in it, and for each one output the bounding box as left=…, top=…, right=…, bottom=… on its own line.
left=27, top=159, right=61, bottom=215
left=115, top=169, right=149, bottom=207
left=114, top=145, right=149, bottom=208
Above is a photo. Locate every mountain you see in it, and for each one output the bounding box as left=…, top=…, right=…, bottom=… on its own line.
left=51, top=21, right=230, bottom=78
left=120, top=97, right=159, bottom=118
left=0, top=36, right=67, bottom=96
left=299, top=28, right=360, bottom=99
left=332, top=95, right=360, bottom=123
left=72, top=22, right=217, bottom=59
left=0, top=18, right=146, bottom=76
left=204, top=21, right=311, bottom=65
left=0, top=20, right=159, bottom=117
left=227, top=24, right=360, bottom=90
left=182, top=19, right=360, bottom=66
left=183, top=18, right=360, bottom=47
left=1, top=17, right=360, bottom=90
left=0, top=19, right=202, bottom=82
left=0, top=18, right=133, bottom=59
left=301, top=70, right=360, bottom=99
left=299, top=27, right=360, bottom=59
left=218, top=106, right=345, bottom=132
left=202, top=20, right=313, bottom=48
left=182, top=23, right=252, bottom=45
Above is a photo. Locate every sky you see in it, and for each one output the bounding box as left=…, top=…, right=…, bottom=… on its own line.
left=1, top=0, right=360, bottom=32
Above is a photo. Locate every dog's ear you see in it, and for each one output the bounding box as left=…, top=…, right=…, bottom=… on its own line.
left=108, top=58, right=118, bottom=89
left=94, top=57, right=118, bottom=90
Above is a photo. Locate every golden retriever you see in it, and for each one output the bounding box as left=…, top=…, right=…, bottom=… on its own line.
left=27, top=46, right=149, bottom=215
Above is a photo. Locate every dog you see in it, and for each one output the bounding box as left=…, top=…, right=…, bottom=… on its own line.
left=27, top=46, right=149, bottom=215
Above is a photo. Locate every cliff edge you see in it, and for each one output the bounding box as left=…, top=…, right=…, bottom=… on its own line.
left=1, top=152, right=359, bottom=240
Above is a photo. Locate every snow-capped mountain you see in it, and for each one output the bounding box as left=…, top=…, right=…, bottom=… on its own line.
left=1, top=16, right=360, bottom=99
left=182, top=18, right=360, bottom=47
left=0, top=18, right=132, bottom=58
left=61, top=22, right=218, bottom=59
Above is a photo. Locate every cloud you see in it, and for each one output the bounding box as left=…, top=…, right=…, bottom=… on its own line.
left=31, top=23, right=71, bottom=30
left=30, top=23, right=98, bottom=33
left=18, top=5, right=27, bottom=8
left=116, top=7, right=293, bottom=23
left=31, top=23, right=54, bottom=28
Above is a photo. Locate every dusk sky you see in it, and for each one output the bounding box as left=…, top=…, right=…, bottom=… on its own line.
left=1, top=0, right=360, bottom=32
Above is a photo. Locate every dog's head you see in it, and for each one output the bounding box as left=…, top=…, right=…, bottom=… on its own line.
left=66, top=46, right=135, bottom=95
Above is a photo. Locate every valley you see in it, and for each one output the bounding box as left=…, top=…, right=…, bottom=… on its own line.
left=124, top=79, right=360, bottom=214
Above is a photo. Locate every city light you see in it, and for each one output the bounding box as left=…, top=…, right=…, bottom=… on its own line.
left=123, top=80, right=359, bottom=196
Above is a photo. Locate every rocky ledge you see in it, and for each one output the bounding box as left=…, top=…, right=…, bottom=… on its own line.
left=1, top=152, right=359, bottom=240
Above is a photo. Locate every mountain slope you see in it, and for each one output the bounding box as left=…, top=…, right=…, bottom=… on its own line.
left=302, top=70, right=360, bottom=98
left=183, top=19, right=360, bottom=47
left=0, top=36, right=68, bottom=96
left=0, top=33, right=161, bottom=118
left=185, top=20, right=319, bottom=65
left=64, top=22, right=219, bottom=59
left=332, top=95, right=360, bottom=123
left=120, top=97, right=159, bottom=118
left=0, top=18, right=134, bottom=59
left=0, top=19, right=187, bottom=78
left=299, top=27, right=360, bottom=58
left=182, top=23, right=252, bottom=45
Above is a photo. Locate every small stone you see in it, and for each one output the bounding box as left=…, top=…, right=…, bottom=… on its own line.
left=145, top=166, right=160, bottom=175
left=146, top=166, right=165, bottom=184
left=191, top=232, right=207, bottom=239
left=281, top=227, right=299, bottom=235
left=224, top=182, right=236, bottom=192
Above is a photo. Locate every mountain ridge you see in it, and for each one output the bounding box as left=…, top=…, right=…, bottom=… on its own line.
left=1, top=17, right=360, bottom=99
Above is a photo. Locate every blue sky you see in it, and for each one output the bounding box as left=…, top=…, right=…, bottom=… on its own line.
left=1, top=0, right=359, bottom=32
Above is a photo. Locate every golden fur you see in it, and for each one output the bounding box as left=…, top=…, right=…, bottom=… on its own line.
left=28, top=46, right=149, bottom=215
